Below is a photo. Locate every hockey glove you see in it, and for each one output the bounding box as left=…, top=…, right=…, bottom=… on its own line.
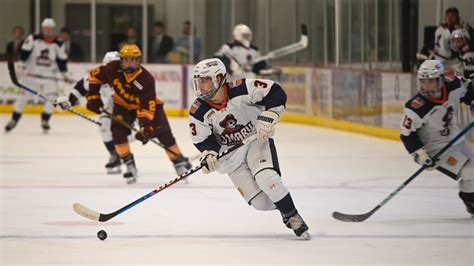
left=199, top=150, right=219, bottom=174
left=15, top=62, right=26, bottom=78
left=86, top=94, right=103, bottom=114
left=256, top=111, right=279, bottom=140
left=135, top=119, right=156, bottom=145
left=412, top=148, right=437, bottom=171
left=61, top=71, right=75, bottom=84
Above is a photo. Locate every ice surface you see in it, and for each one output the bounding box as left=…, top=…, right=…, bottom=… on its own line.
left=1, top=114, right=472, bottom=265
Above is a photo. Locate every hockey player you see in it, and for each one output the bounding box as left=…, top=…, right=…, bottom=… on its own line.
left=189, top=58, right=310, bottom=239
left=215, top=24, right=280, bottom=80
left=433, top=7, right=463, bottom=67
left=86, top=44, right=192, bottom=184
left=449, top=29, right=474, bottom=79
left=5, top=18, right=71, bottom=133
left=400, top=60, right=474, bottom=217
left=55, top=51, right=122, bottom=174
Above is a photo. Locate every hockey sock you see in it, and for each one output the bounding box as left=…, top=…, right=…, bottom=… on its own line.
left=104, top=141, right=116, bottom=155
left=41, top=112, right=51, bottom=122
left=274, top=193, right=298, bottom=219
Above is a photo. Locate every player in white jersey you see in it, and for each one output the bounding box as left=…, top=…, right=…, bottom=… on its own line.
left=55, top=51, right=122, bottom=174
left=215, top=24, right=280, bottom=80
left=189, top=58, right=310, bottom=239
left=400, top=60, right=474, bottom=217
left=449, top=29, right=474, bottom=79
left=433, top=7, right=463, bottom=68
left=5, top=18, right=71, bottom=133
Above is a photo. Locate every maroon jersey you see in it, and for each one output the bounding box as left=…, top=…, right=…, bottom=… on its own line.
left=88, top=60, right=157, bottom=121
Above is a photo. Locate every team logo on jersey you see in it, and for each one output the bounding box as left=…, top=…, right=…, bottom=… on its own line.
left=36, top=48, right=52, bottom=67
left=411, top=97, right=425, bottom=109
left=218, top=114, right=253, bottom=145
left=440, top=106, right=454, bottom=136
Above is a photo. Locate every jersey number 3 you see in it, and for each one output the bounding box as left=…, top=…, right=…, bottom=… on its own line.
left=190, top=123, right=197, bottom=136
left=254, top=80, right=268, bottom=89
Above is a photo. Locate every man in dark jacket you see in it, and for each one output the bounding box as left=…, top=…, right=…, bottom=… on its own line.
left=148, top=21, right=174, bottom=63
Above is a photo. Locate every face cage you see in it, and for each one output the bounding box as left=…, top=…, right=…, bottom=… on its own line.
left=193, top=74, right=226, bottom=101
left=121, top=57, right=140, bottom=73
left=419, top=76, right=443, bottom=98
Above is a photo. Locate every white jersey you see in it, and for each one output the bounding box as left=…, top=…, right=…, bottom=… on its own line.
left=215, top=41, right=269, bottom=80
left=434, top=25, right=454, bottom=63
left=21, top=33, right=68, bottom=75
left=71, top=74, right=114, bottom=110
left=400, top=76, right=474, bottom=155
left=189, top=78, right=286, bottom=173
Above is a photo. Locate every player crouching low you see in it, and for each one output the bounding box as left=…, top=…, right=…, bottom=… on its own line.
left=400, top=60, right=474, bottom=217
left=189, top=58, right=310, bottom=239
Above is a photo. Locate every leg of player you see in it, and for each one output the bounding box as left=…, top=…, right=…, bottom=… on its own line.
left=153, top=103, right=192, bottom=180
left=40, top=81, right=59, bottom=133
left=5, top=92, right=31, bottom=132
left=111, top=106, right=138, bottom=184
left=99, top=114, right=121, bottom=174
left=456, top=142, right=474, bottom=217
left=248, top=139, right=310, bottom=239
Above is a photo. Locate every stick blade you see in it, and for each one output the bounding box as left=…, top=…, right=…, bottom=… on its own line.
left=332, top=211, right=370, bottom=223
left=73, top=203, right=101, bottom=221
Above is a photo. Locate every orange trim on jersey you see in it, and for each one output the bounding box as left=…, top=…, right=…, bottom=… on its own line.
left=113, top=94, right=140, bottom=110
left=136, top=109, right=154, bottom=121
left=123, top=67, right=143, bottom=83
left=88, top=74, right=103, bottom=85
left=205, top=86, right=228, bottom=110
left=115, top=143, right=131, bottom=158
left=425, top=84, right=448, bottom=104
left=155, top=96, right=164, bottom=105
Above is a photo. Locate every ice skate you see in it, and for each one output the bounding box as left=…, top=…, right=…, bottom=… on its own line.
left=105, top=153, right=121, bottom=174
left=122, top=154, right=138, bottom=184
left=284, top=213, right=311, bottom=240
left=173, top=155, right=192, bottom=184
left=41, top=119, right=50, bottom=134
left=5, top=120, right=18, bottom=133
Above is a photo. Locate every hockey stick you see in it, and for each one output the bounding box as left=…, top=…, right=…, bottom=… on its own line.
left=73, top=134, right=257, bottom=222
left=251, top=24, right=308, bottom=64
left=7, top=59, right=101, bottom=126
left=332, top=121, right=474, bottom=222
left=100, top=109, right=199, bottom=160
left=26, top=73, right=76, bottom=84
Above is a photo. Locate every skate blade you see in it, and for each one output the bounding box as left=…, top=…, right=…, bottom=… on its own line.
left=298, top=231, right=311, bottom=240
left=125, top=177, right=137, bottom=184
left=107, top=167, right=122, bottom=174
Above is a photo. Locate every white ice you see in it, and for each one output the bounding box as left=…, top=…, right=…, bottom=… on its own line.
left=1, top=114, right=473, bottom=265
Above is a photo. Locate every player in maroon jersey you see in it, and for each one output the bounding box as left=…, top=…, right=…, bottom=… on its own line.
left=86, top=44, right=191, bottom=184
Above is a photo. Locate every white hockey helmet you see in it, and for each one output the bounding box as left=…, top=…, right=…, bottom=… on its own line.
left=41, top=18, right=56, bottom=28
left=450, top=28, right=470, bottom=51
left=192, top=58, right=227, bottom=100
left=102, top=51, right=120, bottom=64
left=233, top=24, right=252, bottom=48
left=417, top=60, right=445, bottom=98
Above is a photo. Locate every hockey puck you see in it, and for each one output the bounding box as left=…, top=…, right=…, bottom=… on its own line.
left=97, top=230, right=107, bottom=241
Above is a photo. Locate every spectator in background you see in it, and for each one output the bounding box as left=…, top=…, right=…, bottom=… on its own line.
left=149, top=21, right=174, bottom=63
left=174, top=20, right=201, bottom=63
left=6, top=26, right=24, bottom=61
left=60, top=27, right=84, bottom=62
left=119, top=27, right=141, bottom=50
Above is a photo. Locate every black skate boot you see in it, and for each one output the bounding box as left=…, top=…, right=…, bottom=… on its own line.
left=172, top=155, right=192, bottom=183
left=41, top=112, right=51, bottom=134
left=5, top=112, right=22, bottom=133
left=122, top=154, right=138, bottom=184
left=459, top=192, right=474, bottom=218
left=283, top=212, right=311, bottom=240
left=105, top=152, right=121, bottom=174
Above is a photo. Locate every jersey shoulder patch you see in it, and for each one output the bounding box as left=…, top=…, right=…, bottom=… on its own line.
left=190, top=98, right=212, bottom=122
left=227, top=79, right=248, bottom=99
left=405, top=94, right=433, bottom=118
